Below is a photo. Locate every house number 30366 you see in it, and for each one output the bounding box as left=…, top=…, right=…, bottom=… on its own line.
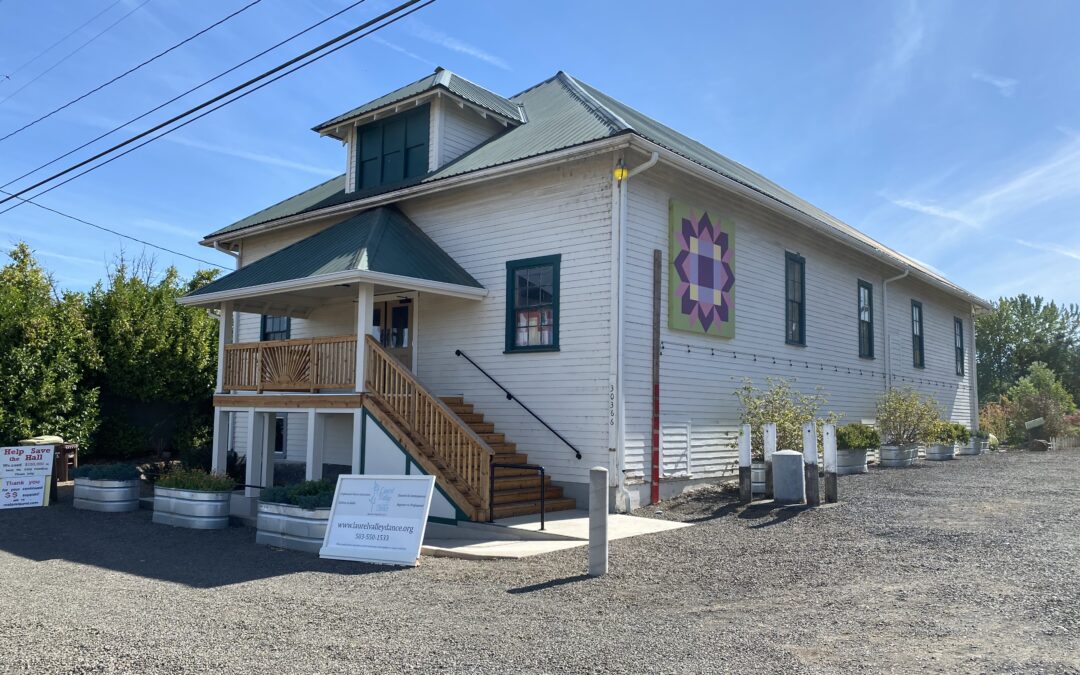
left=609, top=385, right=616, bottom=425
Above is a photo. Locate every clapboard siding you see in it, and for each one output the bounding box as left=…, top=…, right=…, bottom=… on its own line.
left=438, top=101, right=503, bottom=168
left=622, top=163, right=977, bottom=479
left=408, top=156, right=613, bottom=484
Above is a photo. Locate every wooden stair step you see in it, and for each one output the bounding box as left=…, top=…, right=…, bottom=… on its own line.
left=492, top=497, right=577, bottom=520
left=492, top=452, right=529, bottom=464
left=494, top=466, right=544, bottom=477
left=488, top=441, right=517, bottom=453
left=439, top=396, right=464, bottom=406
left=448, top=403, right=474, bottom=415
left=480, top=432, right=505, bottom=444
left=492, top=485, right=564, bottom=505
left=468, top=422, right=495, bottom=434
left=456, top=412, right=484, bottom=423
left=494, top=475, right=552, bottom=490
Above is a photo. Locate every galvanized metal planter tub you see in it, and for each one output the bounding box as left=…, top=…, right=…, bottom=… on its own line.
left=73, top=478, right=140, bottom=512
left=879, top=445, right=919, bottom=467
left=836, top=449, right=869, bottom=475
left=256, top=502, right=330, bottom=554
left=957, top=440, right=982, bottom=456
left=925, top=443, right=957, bottom=461
left=152, top=486, right=231, bottom=529
left=751, top=462, right=765, bottom=495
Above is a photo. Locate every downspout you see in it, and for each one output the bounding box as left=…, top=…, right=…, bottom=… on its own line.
left=882, top=269, right=909, bottom=391
left=615, top=151, right=659, bottom=512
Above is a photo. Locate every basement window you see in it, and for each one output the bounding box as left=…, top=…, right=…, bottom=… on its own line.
left=505, top=255, right=560, bottom=353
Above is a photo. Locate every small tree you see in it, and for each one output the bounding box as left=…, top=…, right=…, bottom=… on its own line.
left=876, top=388, right=940, bottom=445
left=735, top=377, right=840, bottom=459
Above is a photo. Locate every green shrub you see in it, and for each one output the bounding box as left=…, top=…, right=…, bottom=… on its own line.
left=259, top=479, right=335, bottom=510
left=928, top=421, right=956, bottom=444
left=73, top=463, right=141, bottom=481
left=836, top=424, right=880, bottom=450
left=92, top=416, right=149, bottom=460
left=876, top=388, right=940, bottom=445
left=951, top=423, right=972, bottom=444
left=735, top=377, right=840, bottom=460
left=156, top=467, right=235, bottom=492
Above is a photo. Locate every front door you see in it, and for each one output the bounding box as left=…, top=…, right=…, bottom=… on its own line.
left=372, top=298, right=414, bottom=369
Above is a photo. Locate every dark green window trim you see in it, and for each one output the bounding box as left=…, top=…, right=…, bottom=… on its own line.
left=355, top=104, right=430, bottom=191
left=858, top=279, right=874, bottom=359
left=911, top=300, right=925, bottom=368
left=260, top=315, right=291, bottom=341
left=954, top=316, right=965, bottom=376
left=785, top=252, right=806, bottom=346
left=505, top=254, right=560, bottom=353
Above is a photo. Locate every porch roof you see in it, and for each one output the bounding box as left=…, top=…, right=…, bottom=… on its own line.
left=182, top=206, right=483, bottom=306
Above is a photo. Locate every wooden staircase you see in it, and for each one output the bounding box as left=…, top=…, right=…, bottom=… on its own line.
left=440, top=395, right=576, bottom=519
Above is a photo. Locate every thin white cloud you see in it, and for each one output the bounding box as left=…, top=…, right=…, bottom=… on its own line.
left=849, top=0, right=927, bottom=125
left=37, top=249, right=103, bottom=266
left=164, top=135, right=339, bottom=178
left=1014, top=239, right=1080, bottom=262
left=885, top=196, right=980, bottom=228
left=406, top=22, right=510, bottom=70
left=971, top=70, right=1018, bottom=97
left=371, top=36, right=437, bottom=67
left=129, top=217, right=202, bottom=240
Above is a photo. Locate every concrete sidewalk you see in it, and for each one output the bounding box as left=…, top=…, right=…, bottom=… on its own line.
left=421, top=510, right=690, bottom=560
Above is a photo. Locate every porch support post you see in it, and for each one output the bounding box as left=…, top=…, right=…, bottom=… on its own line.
left=351, top=410, right=363, bottom=473
left=355, top=283, right=374, bottom=392
left=245, top=409, right=266, bottom=498
left=215, top=301, right=233, bottom=394
left=306, top=410, right=325, bottom=480
left=211, top=408, right=229, bottom=473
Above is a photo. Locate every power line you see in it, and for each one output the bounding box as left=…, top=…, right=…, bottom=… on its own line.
left=0, top=188, right=226, bottom=269
left=1, top=0, right=126, bottom=84
left=0, top=0, right=436, bottom=216
left=1, top=0, right=371, bottom=192
left=0, top=0, right=153, bottom=107
left=0, top=0, right=265, bottom=144
left=0, top=0, right=426, bottom=208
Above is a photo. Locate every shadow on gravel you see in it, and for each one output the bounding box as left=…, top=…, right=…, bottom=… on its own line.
left=506, top=574, right=592, bottom=594
left=0, top=490, right=397, bottom=588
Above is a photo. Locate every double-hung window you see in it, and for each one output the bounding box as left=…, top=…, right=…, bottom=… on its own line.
left=858, top=280, right=874, bottom=358
left=505, top=255, right=560, bottom=352
left=911, top=300, right=925, bottom=368
left=954, top=317, right=965, bottom=376
left=261, top=315, right=291, bottom=342
left=785, top=252, right=806, bottom=345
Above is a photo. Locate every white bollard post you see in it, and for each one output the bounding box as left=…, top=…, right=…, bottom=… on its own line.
left=802, top=422, right=820, bottom=506
left=823, top=423, right=838, bottom=503
left=764, top=423, right=777, bottom=500
left=588, top=466, right=608, bottom=577
left=738, top=424, right=752, bottom=503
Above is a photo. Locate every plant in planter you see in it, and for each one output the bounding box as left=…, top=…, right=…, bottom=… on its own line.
left=73, top=464, right=142, bottom=512
left=835, top=424, right=879, bottom=475
left=963, top=429, right=989, bottom=456
left=876, top=388, right=940, bottom=467
left=256, top=480, right=336, bottom=553
left=152, top=467, right=236, bottom=530
left=735, top=377, right=840, bottom=493
left=925, top=421, right=959, bottom=461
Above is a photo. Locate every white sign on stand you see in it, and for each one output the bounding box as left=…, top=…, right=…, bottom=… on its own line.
left=319, top=474, right=435, bottom=567
left=1, top=446, right=55, bottom=509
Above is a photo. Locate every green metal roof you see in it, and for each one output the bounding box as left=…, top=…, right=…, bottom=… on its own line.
left=187, top=206, right=482, bottom=298
left=313, top=67, right=522, bottom=133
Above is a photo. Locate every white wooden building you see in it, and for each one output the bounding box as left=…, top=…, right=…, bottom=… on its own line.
left=180, top=67, right=990, bottom=518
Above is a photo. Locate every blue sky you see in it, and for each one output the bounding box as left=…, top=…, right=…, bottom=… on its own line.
left=1, top=0, right=1077, bottom=302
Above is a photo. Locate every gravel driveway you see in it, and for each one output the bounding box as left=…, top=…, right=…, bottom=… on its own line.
left=2, top=449, right=1078, bottom=674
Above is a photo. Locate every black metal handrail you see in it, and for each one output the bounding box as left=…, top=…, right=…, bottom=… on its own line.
left=489, top=462, right=546, bottom=530
left=454, top=349, right=583, bottom=460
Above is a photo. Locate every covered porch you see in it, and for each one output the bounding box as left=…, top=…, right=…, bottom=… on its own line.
left=180, top=206, right=494, bottom=520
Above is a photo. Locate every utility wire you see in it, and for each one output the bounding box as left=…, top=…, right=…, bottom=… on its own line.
left=0, top=0, right=435, bottom=216
left=0, top=0, right=153, bottom=107
left=0, top=0, right=371, bottom=192
left=1, top=0, right=125, bottom=84
left=0, top=0, right=424, bottom=207
left=0, top=0, right=265, bottom=144
left=0, top=188, right=226, bottom=268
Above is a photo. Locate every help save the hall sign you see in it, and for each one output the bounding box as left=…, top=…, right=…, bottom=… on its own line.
left=1, top=446, right=55, bottom=509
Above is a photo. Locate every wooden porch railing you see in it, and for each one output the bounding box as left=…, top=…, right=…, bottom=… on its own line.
left=364, top=335, right=493, bottom=517
left=222, top=336, right=356, bottom=392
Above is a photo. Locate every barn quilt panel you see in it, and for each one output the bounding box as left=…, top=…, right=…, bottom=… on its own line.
left=668, top=200, right=735, bottom=338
